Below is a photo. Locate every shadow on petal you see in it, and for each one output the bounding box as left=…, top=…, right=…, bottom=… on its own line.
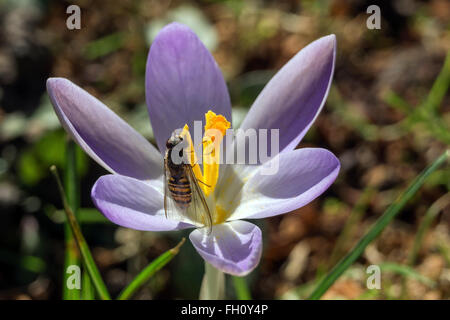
left=189, top=220, right=262, bottom=276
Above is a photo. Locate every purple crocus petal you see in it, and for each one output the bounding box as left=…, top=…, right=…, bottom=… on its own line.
left=189, top=220, right=262, bottom=276
left=228, top=148, right=340, bottom=220
left=146, top=22, right=231, bottom=152
left=239, top=35, right=336, bottom=157
left=47, top=78, right=163, bottom=180
left=91, top=174, right=194, bottom=231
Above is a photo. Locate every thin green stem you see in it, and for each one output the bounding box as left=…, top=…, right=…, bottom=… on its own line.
left=380, top=263, right=435, bottom=287
left=423, top=51, right=450, bottom=114
left=117, top=238, right=185, bottom=300
left=232, top=276, right=251, bottom=300
left=308, top=150, right=449, bottom=300
left=81, top=272, right=95, bottom=300
left=327, top=187, right=375, bottom=269
left=50, top=165, right=111, bottom=300
left=63, top=140, right=81, bottom=300
left=408, top=193, right=450, bottom=266
left=399, top=193, right=450, bottom=299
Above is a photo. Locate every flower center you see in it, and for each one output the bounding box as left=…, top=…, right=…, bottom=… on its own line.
left=179, top=110, right=230, bottom=225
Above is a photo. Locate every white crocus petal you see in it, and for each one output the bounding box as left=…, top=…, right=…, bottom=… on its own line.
left=47, top=78, right=164, bottom=180
left=214, top=163, right=259, bottom=216
left=91, top=174, right=195, bottom=231
left=189, top=220, right=262, bottom=276
left=226, top=148, right=340, bottom=221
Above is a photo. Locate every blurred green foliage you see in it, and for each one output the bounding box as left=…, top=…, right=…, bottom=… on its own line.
left=18, top=130, right=88, bottom=186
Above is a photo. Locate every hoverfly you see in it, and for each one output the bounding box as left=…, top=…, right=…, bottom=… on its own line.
left=163, top=133, right=213, bottom=232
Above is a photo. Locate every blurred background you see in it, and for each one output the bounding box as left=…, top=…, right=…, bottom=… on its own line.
left=0, top=0, right=449, bottom=300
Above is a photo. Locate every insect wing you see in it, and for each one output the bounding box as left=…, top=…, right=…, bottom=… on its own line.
left=163, top=158, right=213, bottom=232
left=163, top=156, right=187, bottom=223
left=184, top=164, right=213, bottom=233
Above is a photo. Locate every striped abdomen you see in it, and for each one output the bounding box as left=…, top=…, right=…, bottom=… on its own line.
left=168, top=176, right=192, bottom=209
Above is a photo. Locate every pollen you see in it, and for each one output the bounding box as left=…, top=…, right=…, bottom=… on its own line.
left=204, top=111, right=230, bottom=141
left=180, top=110, right=230, bottom=198
left=202, top=110, right=230, bottom=197
left=214, top=205, right=228, bottom=225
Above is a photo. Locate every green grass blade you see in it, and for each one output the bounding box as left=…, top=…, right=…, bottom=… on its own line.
left=308, top=150, right=449, bottom=300
left=232, top=276, right=252, bottom=300
left=51, top=208, right=111, bottom=224
left=408, top=193, right=450, bottom=266
left=383, top=90, right=412, bottom=114
left=400, top=193, right=450, bottom=298
left=380, top=262, right=435, bottom=287
left=0, top=250, right=46, bottom=273
left=84, top=32, right=125, bottom=60
left=63, top=140, right=81, bottom=300
left=423, top=51, right=450, bottom=113
left=117, top=238, right=186, bottom=300
left=82, top=272, right=96, bottom=300
left=327, top=187, right=375, bottom=268
left=50, top=165, right=111, bottom=300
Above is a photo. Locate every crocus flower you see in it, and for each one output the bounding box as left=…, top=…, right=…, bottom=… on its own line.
left=47, top=23, right=339, bottom=276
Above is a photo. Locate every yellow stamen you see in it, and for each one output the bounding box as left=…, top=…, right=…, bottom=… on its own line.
left=204, top=110, right=230, bottom=140
left=202, top=111, right=230, bottom=197
left=180, top=111, right=230, bottom=198
left=179, top=124, right=203, bottom=183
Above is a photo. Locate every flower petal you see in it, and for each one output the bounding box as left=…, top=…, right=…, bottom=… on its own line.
left=91, top=174, right=194, bottom=231
left=47, top=78, right=163, bottom=180
left=228, top=148, right=340, bottom=220
left=189, top=220, right=262, bottom=276
left=239, top=35, right=336, bottom=157
left=146, top=22, right=231, bottom=152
